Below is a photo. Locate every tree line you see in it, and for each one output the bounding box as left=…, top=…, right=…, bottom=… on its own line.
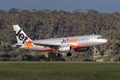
left=0, top=8, right=120, bottom=61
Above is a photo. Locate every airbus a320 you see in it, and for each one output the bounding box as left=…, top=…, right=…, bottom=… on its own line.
left=12, top=25, right=108, bottom=56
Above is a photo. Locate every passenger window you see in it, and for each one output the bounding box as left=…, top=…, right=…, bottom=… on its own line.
left=97, top=37, right=104, bottom=39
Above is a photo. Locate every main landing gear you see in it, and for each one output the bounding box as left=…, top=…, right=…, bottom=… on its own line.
left=67, top=51, right=72, bottom=56
left=56, top=51, right=72, bottom=57
left=56, top=53, right=62, bottom=57
left=55, top=51, right=62, bottom=57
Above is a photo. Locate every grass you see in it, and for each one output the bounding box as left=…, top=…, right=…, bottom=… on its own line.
left=0, top=62, right=120, bottom=80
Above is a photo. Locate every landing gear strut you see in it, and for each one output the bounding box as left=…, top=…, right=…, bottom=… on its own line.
left=67, top=46, right=72, bottom=56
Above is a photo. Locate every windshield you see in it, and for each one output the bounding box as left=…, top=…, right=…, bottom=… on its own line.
left=97, top=37, right=104, bottom=39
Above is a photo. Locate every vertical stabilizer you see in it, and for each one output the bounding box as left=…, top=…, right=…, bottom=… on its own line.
left=13, top=25, right=33, bottom=49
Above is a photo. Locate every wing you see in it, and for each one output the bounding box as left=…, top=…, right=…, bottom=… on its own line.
left=33, top=41, right=73, bottom=48
left=33, top=41, right=61, bottom=48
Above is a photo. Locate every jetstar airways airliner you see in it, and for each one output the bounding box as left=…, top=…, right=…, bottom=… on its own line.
left=12, top=25, right=108, bottom=56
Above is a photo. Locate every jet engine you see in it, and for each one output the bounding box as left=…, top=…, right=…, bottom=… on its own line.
left=58, top=46, right=71, bottom=52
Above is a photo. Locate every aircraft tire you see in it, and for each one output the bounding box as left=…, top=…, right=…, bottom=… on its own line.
left=67, top=52, right=72, bottom=56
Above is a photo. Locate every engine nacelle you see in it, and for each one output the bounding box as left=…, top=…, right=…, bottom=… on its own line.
left=74, top=48, right=89, bottom=52
left=58, top=46, right=71, bottom=52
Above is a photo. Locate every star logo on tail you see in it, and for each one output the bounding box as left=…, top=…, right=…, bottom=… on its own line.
left=24, top=40, right=33, bottom=49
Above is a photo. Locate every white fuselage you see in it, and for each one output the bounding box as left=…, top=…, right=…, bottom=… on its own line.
left=20, top=35, right=108, bottom=52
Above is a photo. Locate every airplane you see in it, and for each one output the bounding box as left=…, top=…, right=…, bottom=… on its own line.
left=12, top=25, right=108, bottom=56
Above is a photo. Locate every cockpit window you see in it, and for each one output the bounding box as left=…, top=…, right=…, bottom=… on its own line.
left=97, top=37, right=104, bottom=39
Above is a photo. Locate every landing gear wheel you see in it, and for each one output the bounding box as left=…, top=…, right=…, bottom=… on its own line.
left=67, top=52, right=72, bottom=56
left=55, top=53, right=62, bottom=57
left=56, top=53, right=61, bottom=57
left=55, top=52, right=62, bottom=57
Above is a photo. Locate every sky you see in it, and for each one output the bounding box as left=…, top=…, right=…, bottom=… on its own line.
left=0, top=0, right=120, bottom=13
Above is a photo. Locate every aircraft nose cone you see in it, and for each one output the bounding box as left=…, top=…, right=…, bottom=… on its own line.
left=105, top=39, right=108, bottom=43
left=101, top=39, right=108, bottom=44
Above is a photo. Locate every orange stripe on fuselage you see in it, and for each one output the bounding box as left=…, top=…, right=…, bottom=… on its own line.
left=72, top=45, right=89, bottom=49
left=37, top=48, right=56, bottom=52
